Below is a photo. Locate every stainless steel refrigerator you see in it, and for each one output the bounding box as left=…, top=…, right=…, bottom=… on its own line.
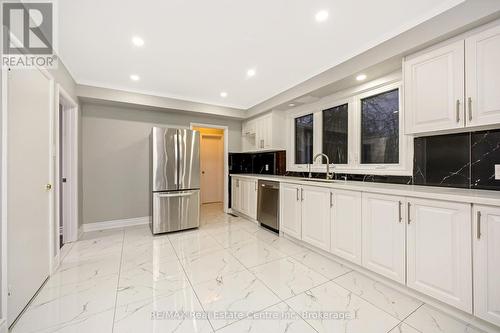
left=150, top=127, right=200, bottom=234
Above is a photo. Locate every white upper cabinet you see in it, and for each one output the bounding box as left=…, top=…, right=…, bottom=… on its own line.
left=406, top=198, right=472, bottom=312
left=330, top=189, right=362, bottom=265
left=301, top=185, right=331, bottom=251
left=404, top=23, right=500, bottom=135
left=241, top=111, right=285, bottom=152
left=466, top=24, right=500, bottom=127
left=404, top=40, right=465, bottom=134
left=473, top=205, right=500, bottom=326
left=362, top=193, right=406, bottom=284
left=280, top=183, right=302, bottom=239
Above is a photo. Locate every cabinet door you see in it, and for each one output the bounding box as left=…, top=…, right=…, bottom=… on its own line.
left=301, top=186, right=331, bottom=251
left=466, top=25, right=500, bottom=127
left=240, top=179, right=249, bottom=216
left=362, top=193, right=406, bottom=283
left=280, top=183, right=302, bottom=239
left=407, top=198, right=472, bottom=312
left=247, top=179, right=258, bottom=220
left=330, top=189, right=362, bottom=265
left=404, top=40, right=465, bottom=134
left=255, top=114, right=272, bottom=150
left=473, top=205, right=500, bottom=326
left=231, top=178, right=241, bottom=212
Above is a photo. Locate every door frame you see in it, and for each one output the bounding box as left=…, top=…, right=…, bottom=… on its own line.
left=190, top=123, right=229, bottom=213
left=199, top=133, right=224, bottom=204
left=54, top=84, right=79, bottom=267
left=1, top=66, right=56, bottom=327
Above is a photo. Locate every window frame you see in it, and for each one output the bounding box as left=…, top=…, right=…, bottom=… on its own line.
left=287, top=80, right=413, bottom=176
left=294, top=113, right=314, bottom=165
left=321, top=102, right=350, bottom=165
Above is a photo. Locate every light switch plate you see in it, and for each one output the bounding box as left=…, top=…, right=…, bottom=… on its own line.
left=495, top=165, right=500, bottom=180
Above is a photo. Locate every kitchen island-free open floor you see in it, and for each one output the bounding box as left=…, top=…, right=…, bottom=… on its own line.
left=11, top=203, right=486, bottom=333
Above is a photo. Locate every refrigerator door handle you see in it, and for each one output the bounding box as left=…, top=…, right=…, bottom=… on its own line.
left=156, top=192, right=194, bottom=198
left=173, top=131, right=179, bottom=187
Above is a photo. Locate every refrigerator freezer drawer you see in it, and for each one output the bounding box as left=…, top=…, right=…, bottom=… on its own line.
left=151, top=190, right=200, bottom=234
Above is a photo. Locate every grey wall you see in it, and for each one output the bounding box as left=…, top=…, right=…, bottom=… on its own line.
left=81, top=102, right=242, bottom=224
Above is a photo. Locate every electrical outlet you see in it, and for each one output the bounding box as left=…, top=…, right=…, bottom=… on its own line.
left=496, top=165, right=500, bottom=180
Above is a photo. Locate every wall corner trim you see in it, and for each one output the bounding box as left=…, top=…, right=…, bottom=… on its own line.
left=82, top=216, right=150, bottom=233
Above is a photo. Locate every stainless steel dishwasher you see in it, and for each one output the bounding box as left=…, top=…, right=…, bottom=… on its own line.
left=257, top=180, right=279, bottom=233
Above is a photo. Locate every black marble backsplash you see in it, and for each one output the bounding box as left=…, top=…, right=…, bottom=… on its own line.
left=230, top=129, right=500, bottom=191
left=414, top=129, right=500, bottom=191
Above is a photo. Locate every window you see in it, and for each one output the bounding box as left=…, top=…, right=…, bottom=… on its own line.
left=322, top=103, right=348, bottom=164
left=287, top=80, right=411, bottom=175
left=360, top=88, right=399, bottom=164
left=295, top=114, right=313, bottom=164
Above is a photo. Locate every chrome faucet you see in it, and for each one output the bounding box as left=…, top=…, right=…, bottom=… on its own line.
left=309, top=153, right=334, bottom=180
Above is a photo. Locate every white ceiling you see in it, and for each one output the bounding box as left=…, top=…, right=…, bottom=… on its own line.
left=59, top=0, right=464, bottom=109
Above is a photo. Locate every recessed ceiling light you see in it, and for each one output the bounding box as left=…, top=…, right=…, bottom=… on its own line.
left=131, top=36, right=144, bottom=47
left=289, top=103, right=296, bottom=107
left=247, top=68, right=256, bottom=77
left=130, top=74, right=140, bottom=81
left=356, top=74, right=367, bottom=81
left=315, top=10, right=329, bottom=22
left=220, top=91, right=228, bottom=98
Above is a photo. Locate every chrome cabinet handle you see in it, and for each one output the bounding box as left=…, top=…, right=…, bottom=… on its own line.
left=468, top=97, right=473, bottom=121
left=398, top=201, right=402, bottom=223
left=407, top=202, right=411, bottom=224
left=301, top=188, right=304, bottom=201
left=330, top=192, right=333, bottom=208
left=296, top=188, right=299, bottom=201
left=456, top=100, right=460, bottom=123
left=477, top=211, right=481, bottom=239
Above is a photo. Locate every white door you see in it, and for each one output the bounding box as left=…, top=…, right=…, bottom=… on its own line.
left=473, top=205, right=500, bottom=326
left=362, top=193, right=406, bottom=283
left=231, top=178, right=241, bottom=212
left=301, top=185, right=331, bottom=251
left=200, top=135, right=223, bottom=204
left=465, top=24, right=500, bottom=127
left=280, top=183, right=302, bottom=239
left=330, top=189, right=362, bottom=265
left=404, top=40, right=465, bottom=134
left=7, top=68, right=53, bottom=325
left=247, top=179, right=258, bottom=220
left=407, top=198, right=472, bottom=312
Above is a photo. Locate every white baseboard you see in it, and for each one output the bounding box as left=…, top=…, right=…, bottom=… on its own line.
left=82, top=216, right=150, bottom=233
left=77, top=225, right=84, bottom=239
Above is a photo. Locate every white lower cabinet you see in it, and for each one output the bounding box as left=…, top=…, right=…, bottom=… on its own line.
left=231, top=177, right=257, bottom=219
left=407, top=198, right=472, bottom=312
left=280, top=183, right=302, bottom=239
left=473, top=205, right=500, bottom=325
left=246, top=179, right=258, bottom=219
left=362, top=193, right=406, bottom=284
left=231, top=177, right=241, bottom=212
left=301, top=186, right=331, bottom=251
left=330, top=189, right=362, bottom=265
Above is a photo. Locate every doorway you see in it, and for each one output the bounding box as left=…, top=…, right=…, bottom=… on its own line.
left=56, top=85, right=79, bottom=253
left=191, top=124, right=229, bottom=216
